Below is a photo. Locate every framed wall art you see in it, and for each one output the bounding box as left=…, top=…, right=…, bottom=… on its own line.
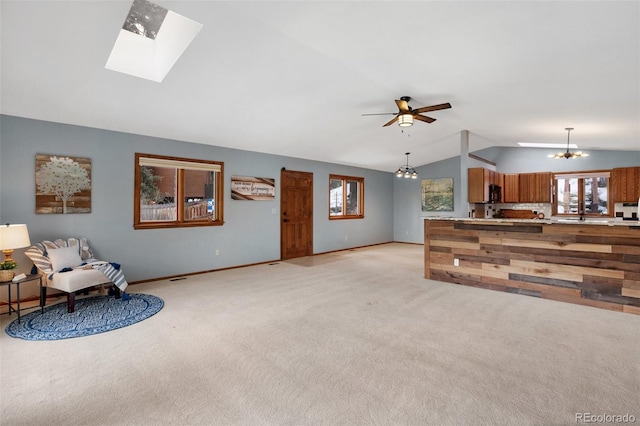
left=35, top=154, right=92, bottom=214
left=231, top=176, right=275, bottom=200
left=421, top=177, right=454, bottom=212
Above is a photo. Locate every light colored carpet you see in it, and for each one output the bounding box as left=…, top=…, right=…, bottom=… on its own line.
left=1, top=243, right=639, bottom=425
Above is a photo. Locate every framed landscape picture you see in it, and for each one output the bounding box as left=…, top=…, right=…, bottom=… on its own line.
left=421, top=177, right=453, bottom=212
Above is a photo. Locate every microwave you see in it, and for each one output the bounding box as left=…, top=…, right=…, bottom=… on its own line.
left=489, top=184, right=502, bottom=203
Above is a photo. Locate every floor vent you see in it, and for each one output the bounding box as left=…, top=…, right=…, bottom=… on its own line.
left=169, top=277, right=187, bottom=282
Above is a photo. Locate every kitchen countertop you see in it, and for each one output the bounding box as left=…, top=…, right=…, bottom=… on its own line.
left=421, top=217, right=640, bottom=226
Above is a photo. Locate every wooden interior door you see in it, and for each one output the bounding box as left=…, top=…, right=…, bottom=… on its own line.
left=280, top=169, right=313, bottom=260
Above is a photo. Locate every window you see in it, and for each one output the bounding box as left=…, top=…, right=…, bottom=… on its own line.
left=553, top=171, right=610, bottom=217
left=329, top=175, right=364, bottom=219
left=135, top=153, right=224, bottom=229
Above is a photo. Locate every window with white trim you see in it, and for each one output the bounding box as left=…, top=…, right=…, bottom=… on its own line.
left=135, top=153, right=224, bottom=229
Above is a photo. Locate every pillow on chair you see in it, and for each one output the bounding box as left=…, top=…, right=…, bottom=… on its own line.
left=26, top=238, right=94, bottom=274
left=47, top=246, right=83, bottom=272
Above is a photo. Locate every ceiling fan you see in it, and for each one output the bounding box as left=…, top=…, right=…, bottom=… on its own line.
left=362, top=96, right=452, bottom=127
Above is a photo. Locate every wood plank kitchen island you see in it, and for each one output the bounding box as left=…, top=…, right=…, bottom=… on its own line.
left=424, top=218, right=640, bottom=314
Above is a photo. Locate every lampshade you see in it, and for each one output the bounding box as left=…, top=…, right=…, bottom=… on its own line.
left=0, top=224, right=31, bottom=262
left=398, top=113, right=413, bottom=127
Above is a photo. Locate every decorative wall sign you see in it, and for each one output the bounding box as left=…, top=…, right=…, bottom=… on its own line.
left=422, top=177, right=454, bottom=212
left=35, top=154, right=92, bottom=214
left=231, top=176, right=275, bottom=200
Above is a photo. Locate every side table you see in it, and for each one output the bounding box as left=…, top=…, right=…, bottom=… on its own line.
left=0, top=274, right=43, bottom=323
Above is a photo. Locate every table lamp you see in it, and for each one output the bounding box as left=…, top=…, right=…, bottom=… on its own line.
left=0, top=224, right=31, bottom=263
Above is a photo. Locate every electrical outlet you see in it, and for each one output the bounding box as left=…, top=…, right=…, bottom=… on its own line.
left=454, top=258, right=459, bottom=267
left=215, top=249, right=220, bottom=256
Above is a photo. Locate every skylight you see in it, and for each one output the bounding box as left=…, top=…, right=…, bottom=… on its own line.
left=105, top=0, right=202, bottom=82
left=122, top=0, right=167, bottom=40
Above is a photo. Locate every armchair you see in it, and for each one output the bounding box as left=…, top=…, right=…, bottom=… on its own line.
left=25, top=237, right=128, bottom=313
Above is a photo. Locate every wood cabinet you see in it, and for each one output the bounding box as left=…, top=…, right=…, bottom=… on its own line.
left=611, top=167, right=640, bottom=203
left=534, top=172, right=552, bottom=203
left=470, top=166, right=639, bottom=205
left=468, top=168, right=486, bottom=203
left=468, top=167, right=503, bottom=203
left=503, top=174, right=519, bottom=203
left=518, top=172, right=552, bottom=203
left=518, top=173, right=535, bottom=202
left=495, top=171, right=504, bottom=191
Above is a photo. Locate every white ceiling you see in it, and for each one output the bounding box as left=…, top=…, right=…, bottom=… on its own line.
left=1, top=1, right=639, bottom=172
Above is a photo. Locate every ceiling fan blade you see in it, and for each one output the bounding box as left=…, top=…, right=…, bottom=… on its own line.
left=413, top=102, right=452, bottom=114
left=361, top=112, right=397, bottom=116
left=383, top=116, right=400, bottom=127
left=395, top=99, right=409, bottom=112
left=414, top=114, right=436, bottom=124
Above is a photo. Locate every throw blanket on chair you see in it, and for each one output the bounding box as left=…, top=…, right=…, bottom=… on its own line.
left=25, top=238, right=128, bottom=292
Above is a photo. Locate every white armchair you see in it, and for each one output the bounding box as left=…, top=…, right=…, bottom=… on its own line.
left=25, top=237, right=128, bottom=313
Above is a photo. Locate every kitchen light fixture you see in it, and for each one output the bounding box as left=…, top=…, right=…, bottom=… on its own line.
left=549, top=128, right=589, bottom=159
left=398, top=113, right=414, bottom=127
left=0, top=224, right=31, bottom=263
left=396, top=152, right=418, bottom=179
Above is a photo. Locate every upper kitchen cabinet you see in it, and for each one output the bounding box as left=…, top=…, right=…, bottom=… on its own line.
left=468, top=167, right=503, bottom=203
left=519, top=172, right=552, bottom=203
left=468, top=167, right=486, bottom=203
left=611, top=167, right=640, bottom=202
left=503, top=174, right=519, bottom=203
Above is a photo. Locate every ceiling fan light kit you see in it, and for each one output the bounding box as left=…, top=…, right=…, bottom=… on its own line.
left=396, top=152, right=418, bottom=179
left=549, top=127, right=590, bottom=159
left=398, top=114, right=414, bottom=127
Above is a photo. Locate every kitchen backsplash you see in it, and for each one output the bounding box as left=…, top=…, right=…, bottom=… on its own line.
left=469, top=202, right=638, bottom=219
left=614, top=202, right=639, bottom=219
left=470, top=203, right=552, bottom=218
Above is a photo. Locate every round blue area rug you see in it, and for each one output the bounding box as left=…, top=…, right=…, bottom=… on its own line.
left=5, top=294, right=164, bottom=340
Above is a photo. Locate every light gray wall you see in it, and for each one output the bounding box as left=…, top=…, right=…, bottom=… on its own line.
left=0, top=115, right=394, bottom=282
left=393, top=156, right=463, bottom=244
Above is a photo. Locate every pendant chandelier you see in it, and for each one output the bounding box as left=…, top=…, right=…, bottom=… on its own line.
left=550, top=127, right=589, bottom=159
left=396, top=152, right=418, bottom=179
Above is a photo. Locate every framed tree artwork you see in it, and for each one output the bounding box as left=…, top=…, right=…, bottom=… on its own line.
left=35, top=154, right=92, bottom=214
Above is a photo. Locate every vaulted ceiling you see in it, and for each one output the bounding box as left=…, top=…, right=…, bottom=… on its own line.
left=1, top=1, right=638, bottom=172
